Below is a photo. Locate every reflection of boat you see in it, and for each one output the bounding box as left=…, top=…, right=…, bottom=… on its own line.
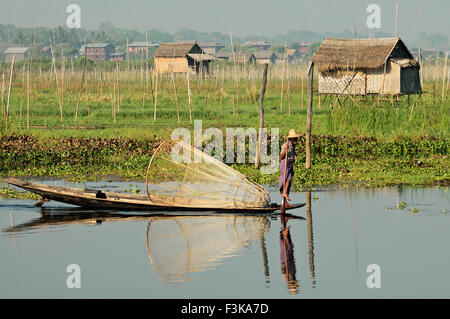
left=2, top=209, right=153, bottom=233
left=3, top=178, right=305, bottom=213
left=2, top=209, right=270, bottom=286
left=146, top=215, right=270, bottom=284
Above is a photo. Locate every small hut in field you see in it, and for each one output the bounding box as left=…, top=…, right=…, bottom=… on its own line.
left=254, top=51, right=277, bottom=65
left=311, top=38, right=421, bottom=96
left=231, top=52, right=256, bottom=63
left=153, top=42, right=214, bottom=74
left=276, top=49, right=301, bottom=64
left=3, top=47, right=29, bottom=62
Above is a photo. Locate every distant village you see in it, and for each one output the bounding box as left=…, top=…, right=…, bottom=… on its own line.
left=3, top=37, right=446, bottom=63
left=2, top=38, right=445, bottom=76
left=1, top=39, right=315, bottom=64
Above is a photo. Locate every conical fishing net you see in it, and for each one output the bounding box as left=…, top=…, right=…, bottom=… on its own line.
left=145, top=140, right=270, bottom=209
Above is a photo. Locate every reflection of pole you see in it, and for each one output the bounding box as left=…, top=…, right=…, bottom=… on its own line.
left=260, top=233, right=270, bottom=287
left=9, top=213, right=18, bottom=252
left=349, top=191, right=359, bottom=270
left=306, top=191, right=316, bottom=288
left=146, top=220, right=154, bottom=265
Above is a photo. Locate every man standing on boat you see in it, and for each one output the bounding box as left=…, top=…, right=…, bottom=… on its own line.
left=279, top=129, right=300, bottom=208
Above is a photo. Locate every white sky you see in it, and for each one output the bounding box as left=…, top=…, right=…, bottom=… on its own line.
left=0, top=0, right=448, bottom=40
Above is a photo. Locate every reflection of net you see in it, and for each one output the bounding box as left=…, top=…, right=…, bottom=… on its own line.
left=146, top=216, right=269, bottom=285
left=145, top=140, right=270, bottom=209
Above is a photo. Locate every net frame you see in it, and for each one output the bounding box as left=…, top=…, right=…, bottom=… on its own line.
left=145, top=139, right=271, bottom=209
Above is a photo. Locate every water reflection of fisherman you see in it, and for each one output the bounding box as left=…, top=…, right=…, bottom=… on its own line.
left=280, top=215, right=299, bottom=295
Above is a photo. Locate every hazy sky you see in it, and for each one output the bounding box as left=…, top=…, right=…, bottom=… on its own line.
left=0, top=0, right=448, bottom=39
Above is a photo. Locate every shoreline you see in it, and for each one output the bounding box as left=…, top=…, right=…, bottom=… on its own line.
left=0, top=133, right=448, bottom=200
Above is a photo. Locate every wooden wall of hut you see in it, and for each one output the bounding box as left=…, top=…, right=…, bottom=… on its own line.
left=318, top=61, right=420, bottom=96
left=155, top=57, right=189, bottom=74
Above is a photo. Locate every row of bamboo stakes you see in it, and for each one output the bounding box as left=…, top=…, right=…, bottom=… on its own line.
left=1, top=49, right=449, bottom=131
left=1, top=61, right=305, bottom=126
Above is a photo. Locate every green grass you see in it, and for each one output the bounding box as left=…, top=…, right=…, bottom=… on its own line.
left=0, top=134, right=447, bottom=190
left=0, top=62, right=448, bottom=192
left=1, top=62, right=448, bottom=141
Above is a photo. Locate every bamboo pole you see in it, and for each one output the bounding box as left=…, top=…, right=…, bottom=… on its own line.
left=395, top=3, right=399, bottom=37
left=61, top=56, right=65, bottom=120
left=418, top=48, right=423, bottom=90
left=172, top=71, right=180, bottom=124
left=113, top=81, right=116, bottom=124
left=1, top=73, right=5, bottom=121
left=49, top=39, right=63, bottom=122
left=442, top=53, right=448, bottom=99
left=255, top=63, right=268, bottom=169
left=232, top=96, right=235, bottom=117
left=187, top=69, right=192, bottom=123
left=280, top=43, right=287, bottom=111
left=6, top=54, right=15, bottom=130
left=305, top=62, right=314, bottom=169
left=126, top=38, right=130, bottom=75
left=229, top=29, right=239, bottom=106
left=154, top=70, right=158, bottom=121
left=75, top=39, right=88, bottom=124
left=26, top=66, right=30, bottom=129
left=301, top=72, right=304, bottom=109
left=145, top=32, right=150, bottom=108
left=19, top=99, right=22, bottom=126
left=287, top=69, right=291, bottom=116
left=116, top=60, right=120, bottom=112
left=203, top=74, right=210, bottom=113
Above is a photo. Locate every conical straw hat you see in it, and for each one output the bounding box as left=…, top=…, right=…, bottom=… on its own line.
left=287, top=129, right=300, bottom=139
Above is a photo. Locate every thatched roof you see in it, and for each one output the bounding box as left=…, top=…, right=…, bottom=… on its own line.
left=128, top=41, right=159, bottom=48
left=311, top=38, right=415, bottom=72
left=4, top=47, right=28, bottom=54
left=244, top=41, right=271, bottom=47
left=216, top=52, right=231, bottom=59
left=153, top=42, right=202, bottom=58
left=276, top=49, right=298, bottom=60
left=230, top=52, right=255, bottom=63
left=187, top=53, right=215, bottom=61
left=198, top=42, right=224, bottom=48
left=286, top=49, right=298, bottom=57
left=254, top=51, right=276, bottom=59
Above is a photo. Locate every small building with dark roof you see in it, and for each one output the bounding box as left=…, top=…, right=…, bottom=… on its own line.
left=127, top=41, right=159, bottom=54
left=198, top=42, right=224, bottom=57
left=3, top=47, right=29, bottom=62
left=296, top=42, right=313, bottom=55
left=215, top=52, right=231, bottom=60
left=110, top=52, right=125, bottom=61
left=244, top=41, right=271, bottom=51
left=79, top=43, right=115, bottom=61
left=276, top=49, right=301, bottom=64
left=253, top=51, right=277, bottom=64
left=228, top=52, right=256, bottom=63
left=153, top=42, right=214, bottom=74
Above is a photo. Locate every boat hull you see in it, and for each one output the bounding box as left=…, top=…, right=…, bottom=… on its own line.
left=3, top=178, right=305, bottom=213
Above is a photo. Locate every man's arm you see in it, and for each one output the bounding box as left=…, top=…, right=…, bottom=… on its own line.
left=280, top=144, right=287, bottom=160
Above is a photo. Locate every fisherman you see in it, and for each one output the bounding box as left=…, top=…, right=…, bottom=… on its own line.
left=279, top=129, right=300, bottom=208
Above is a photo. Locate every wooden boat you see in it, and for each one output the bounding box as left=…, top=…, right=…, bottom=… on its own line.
left=2, top=178, right=305, bottom=213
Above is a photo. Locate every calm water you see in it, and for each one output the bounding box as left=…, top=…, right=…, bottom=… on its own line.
left=0, top=180, right=449, bottom=298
